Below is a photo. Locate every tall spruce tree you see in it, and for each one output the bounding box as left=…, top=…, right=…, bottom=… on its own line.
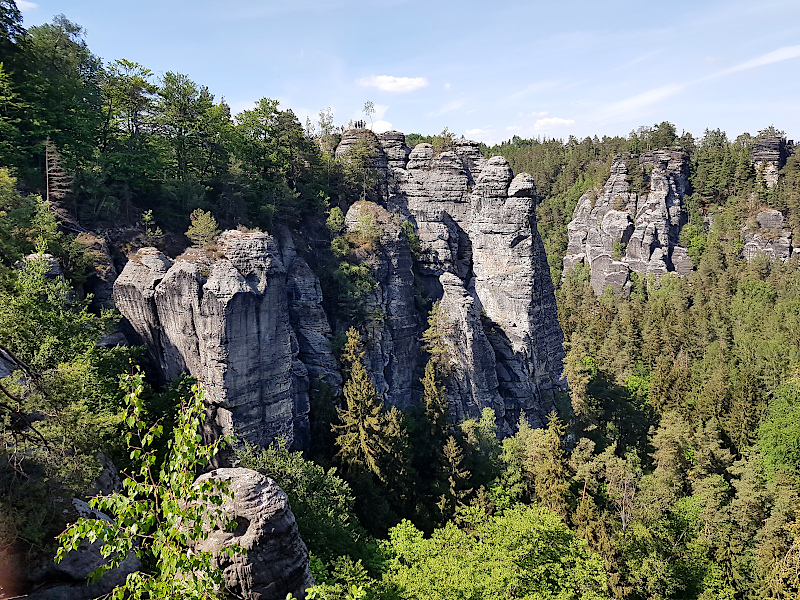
left=333, top=328, right=392, bottom=482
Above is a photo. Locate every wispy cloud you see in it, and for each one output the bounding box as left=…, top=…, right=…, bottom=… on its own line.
left=16, top=0, right=37, bottom=10
left=429, top=99, right=465, bottom=117
left=595, top=83, right=686, bottom=122
left=373, top=103, right=389, bottom=119
left=464, top=127, right=499, bottom=144
left=507, top=81, right=559, bottom=101
left=717, top=45, right=800, bottom=76
left=534, top=117, right=576, bottom=131
left=518, top=110, right=549, bottom=119
left=356, top=75, right=428, bottom=93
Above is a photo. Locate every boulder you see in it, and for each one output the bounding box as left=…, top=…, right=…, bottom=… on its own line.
left=193, top=468, right=313, bottom=600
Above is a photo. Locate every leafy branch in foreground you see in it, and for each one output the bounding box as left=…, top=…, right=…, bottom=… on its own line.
left=56, top=368, right=236, bottom=599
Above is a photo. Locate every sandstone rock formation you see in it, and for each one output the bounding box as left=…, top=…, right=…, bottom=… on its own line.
left=336, top=131, right=565, bottom=431
left=343, top=201, right=419, bottom=410
left=743, top=208, right=794, bottom=261
left=751, top=136, right=794, bottom=188
left=113, top=230, right=338, bottom=451
left=194, top=468, right=313, bottom=600
left=24, top=500, right=141, bottom=600
left=563, top=151, right=691, bottom=294
left=76, top=233, right=118, bottom=310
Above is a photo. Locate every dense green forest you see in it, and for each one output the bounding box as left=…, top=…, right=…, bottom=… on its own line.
left=2, top=2, right=800, bottom=598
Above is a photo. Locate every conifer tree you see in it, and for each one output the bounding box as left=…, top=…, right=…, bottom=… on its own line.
left=334, top=328, right=399, bottom=484
left=421, top=359, right=448, bottom=445
left=439, top=434, right=472, bottom=516
left=185, top=208, right=220, bottom=247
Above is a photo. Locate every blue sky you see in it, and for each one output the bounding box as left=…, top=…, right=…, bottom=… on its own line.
left=16, top=0, right=800, bottom=144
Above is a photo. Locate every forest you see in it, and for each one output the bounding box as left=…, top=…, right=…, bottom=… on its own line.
left=1, top=2, right=800, bottom=599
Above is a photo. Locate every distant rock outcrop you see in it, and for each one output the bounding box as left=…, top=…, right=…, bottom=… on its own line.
left=563, top=151, right=691, bottom=294
left=113, top=230, right=338, bottom=451
left=751, top=136, right=794, bottom=188
left=193, top=468, right=313, bottom=600
left=743, top=209, right=794, bottom=261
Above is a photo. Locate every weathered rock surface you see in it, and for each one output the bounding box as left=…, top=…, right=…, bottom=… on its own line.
left=344, top=201, right=419, bottom=409
left=113, top=230, right=337, bottom=451
left=378, top=130, right=411, bottom=169
left=194, top=468, right=313, bottom=600
left=469, top=166, right=565, bottom=427
left=743, top=209, right=794, bottom=261
left=24, top=500, right=141, bottom=600
left=751, top=136, right=794, bottom=188
left=563, top=151, right=690, bottom=294
left=437, top=272, right=504, bottom=425
left=76, top=233, right=118, bottom=310
left=337, top=133, right=565, bottom=431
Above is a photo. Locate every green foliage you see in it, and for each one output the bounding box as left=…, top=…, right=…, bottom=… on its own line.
left=347, top=212, right=382, bottom=252
left=612, top=239, right=627, bottom=260
left=341, top=135, right=379, bottom=203
left=759, top=378, right=800, bottom=480
left=431, top=127, right=455, bottom=154
left=383, top=504, right=608, bottom=600
left=500, top=413, right=570, bottom=517
left=56, top=370, right=234, bottom=599
left=237, top=441, right=378, bottom=567
left=420, top=301, right=452, bottom=376
left=400, top=220, right=420, bottom=259
left=625, top=158, right=650, bottom=195
left=185, top=208, right=219, bottom=247
left=327, top=206, right=346, bottom=236
left=335, top=329, right=398, bottom=482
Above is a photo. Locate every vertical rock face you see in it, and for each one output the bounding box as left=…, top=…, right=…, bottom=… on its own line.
left=194, top=468, right=314, bottom=600
left=751, top=136, right=793, bottom=188
left=437, top=272, right=504, bottom=425
left=344, top=201, right=419, bottom=410
left=378, top=130, right=411, bottom=169
left=563, top=151, right=690, bottom=294
left=76, top=233, right=118, bottom=310
left=335, top=132, right=565, bottom=431
left=114, top=230, right=338, bottom=451
left=469, top=166, right=565, bottom=428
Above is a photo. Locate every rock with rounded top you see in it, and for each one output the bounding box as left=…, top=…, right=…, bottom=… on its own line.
left=193, top=467, right=313, bottom=600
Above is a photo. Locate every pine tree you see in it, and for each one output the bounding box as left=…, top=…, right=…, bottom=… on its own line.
left=421, top=360, right=448, bottom=444
left=438, top=435, right=472, bottom=518
left=334, top=328, right=393, bottom=482
left=185, top=208, right=220, bottom=247
left=421, top=301, right=452, bottom=376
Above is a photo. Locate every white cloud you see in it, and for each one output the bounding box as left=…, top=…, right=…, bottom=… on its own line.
left=371, top=120, right=394, bottom=134
left=506, top=125, right=523, bottom=132
left=719, top=45, right=800, bottom=75
left=16, top=0, right=37, bottom=10
left=464, top=128, right=499, bottom=144
left=356, top=75, right=428, bottom=93
left=534, top=117, right=576, bottom=131
left=429, top=99, right=465, bottom=117
left=518, top=110, right=549, bottom=119
left=444, top=82, right=452, bottom=90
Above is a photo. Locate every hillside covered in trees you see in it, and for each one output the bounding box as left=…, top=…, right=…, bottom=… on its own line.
left=1, top=2, right=800, bottom=599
